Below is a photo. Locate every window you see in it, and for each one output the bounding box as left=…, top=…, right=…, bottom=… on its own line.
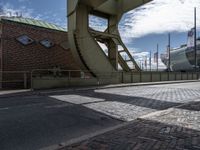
left=16, top=35, right=34, bottom=45
left=40, top=39, right=54, bottom=48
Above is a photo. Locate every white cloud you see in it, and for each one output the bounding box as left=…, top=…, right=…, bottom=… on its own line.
left=121, top=0, right=200, bottom=38
left=0, top=2, right=35, bottom=18
left=132, top=51, right=166, bottom=70
left=0, top=2, right=66, bottom=28
left=89, top=15, right=108, bottom=32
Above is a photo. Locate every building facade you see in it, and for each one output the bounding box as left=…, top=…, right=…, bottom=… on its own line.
left=0, top=17, right=80, bottom=88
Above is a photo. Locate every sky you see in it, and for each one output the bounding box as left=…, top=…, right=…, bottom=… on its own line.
left=0, top=0, right=200, bottom=69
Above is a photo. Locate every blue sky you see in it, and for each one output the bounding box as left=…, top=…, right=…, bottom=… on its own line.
left=0, top=0, right=67, bottom=28
left=0, top=0, right=200, bottom=69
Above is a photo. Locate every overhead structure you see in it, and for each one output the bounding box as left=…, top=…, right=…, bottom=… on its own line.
left=67, top=0, right=152, bottom=79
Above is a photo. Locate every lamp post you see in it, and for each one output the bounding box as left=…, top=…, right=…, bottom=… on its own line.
left=157, top=44, right=159, bottom=71
left=149, top=50, right=152, bottom=71
left=168, top=33, right=171, bottom=71
left=194, top=7, right=197, bottom=71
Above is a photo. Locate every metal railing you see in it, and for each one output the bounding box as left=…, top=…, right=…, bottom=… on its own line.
left=30, top=69, right=200, bottom=89
left=0, top=71, right=29, bottom=89
left=30, top=69, right=120, bottom=80
left=1, top=69, right=199, bottom=90
left=31, top=69, right=91, bottom=79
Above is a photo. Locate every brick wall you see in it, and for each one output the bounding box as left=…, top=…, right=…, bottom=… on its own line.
left=1, top=20, right=80, bottom=88
left=0, top=23, right=2, bottom=71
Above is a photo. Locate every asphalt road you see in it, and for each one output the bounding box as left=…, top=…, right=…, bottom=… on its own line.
left=0, top=81, right=200, bottom=150
left=0, top=95, right=121, bottom=150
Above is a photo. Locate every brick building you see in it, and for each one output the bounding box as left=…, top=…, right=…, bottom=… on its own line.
left=0, top=16, right=80, bottom=88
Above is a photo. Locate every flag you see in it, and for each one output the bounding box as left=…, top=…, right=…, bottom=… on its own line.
left=154, top=52, right=158, bottom=63
left=166, top=45, right=170, bottom=59
left=187, top=28, right=195, bottom=48
left=149, top=51, right=152, bottom=69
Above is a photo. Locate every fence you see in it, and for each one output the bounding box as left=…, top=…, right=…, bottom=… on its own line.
left=121, top=71, right=200, bottom=83
left=1, top=70, right=199, bottom=90
left=0, top=71, right=29, bottom=89
left=31, top=69, right=200, bottom=90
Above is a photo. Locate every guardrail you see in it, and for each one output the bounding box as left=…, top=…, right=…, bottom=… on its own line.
left=0, top=71, right=29, bottom=89
left=30, top=69, right=200, bottom=90
left=121, top=71, right=200, bottom=83
left=1, top=70, right=199, bottom=90
left=30, top=69, right=120, bottom=89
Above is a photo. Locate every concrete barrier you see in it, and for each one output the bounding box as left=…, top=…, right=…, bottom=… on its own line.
left=132, top=73, right=140, bottom=83
left=169, top=73, right=175, bottom=81
left=31, top=71, right=200, bottom=90
left=151, top=72, right=160, bottom=82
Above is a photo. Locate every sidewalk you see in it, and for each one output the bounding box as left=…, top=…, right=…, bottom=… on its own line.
left=0, top=89, right=32, bottom=98
left=59, top=100, right=200, bottom=150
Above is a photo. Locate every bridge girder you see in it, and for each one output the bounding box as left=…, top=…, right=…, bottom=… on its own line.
left=67, top=0, right=152, bottom=80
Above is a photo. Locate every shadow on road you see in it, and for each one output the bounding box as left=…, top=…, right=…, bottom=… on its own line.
left=64, top=118, right=200, bottom=150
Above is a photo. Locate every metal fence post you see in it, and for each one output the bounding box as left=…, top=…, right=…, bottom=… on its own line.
left=131, top=72, right=133, bottom=83
left=122, top=72, right=124, bottom=83
left=30, top=70, right=34, bottom=91
left=160, top=72, right=162, bottom=81
left=24, top=72, right=27, bottom=89
left=181, top=72, right=182, bottom=80
left=168, top=71, right=170, bottom=81
left=0, top=71, right=2, bottom=89
left=68, top=71, right=71, bottom=86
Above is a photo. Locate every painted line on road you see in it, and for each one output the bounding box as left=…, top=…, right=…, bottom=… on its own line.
left=45, top=104, right=71, bottom=109
left=0, top=107, right=9, bottom=111
left=40, top=121, right=132, bottom=150
left=0, top=103, right=48, bottom=111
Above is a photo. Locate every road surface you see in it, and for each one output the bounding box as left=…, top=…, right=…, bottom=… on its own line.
left=0, top=81, right=200, bottom=150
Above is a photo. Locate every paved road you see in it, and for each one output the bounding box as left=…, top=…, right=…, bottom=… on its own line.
left=0, top=81, right=200, bottom=150
left=62, top=82, right=200, bottom=150
left=65, top=106, right=200, bottom=150
left=0, top=95, right=121, bottom=150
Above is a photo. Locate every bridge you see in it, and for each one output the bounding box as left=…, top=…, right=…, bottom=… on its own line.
left=28, top=0, right=200, bottom=90
left=67, top=0, right=152, bottom=81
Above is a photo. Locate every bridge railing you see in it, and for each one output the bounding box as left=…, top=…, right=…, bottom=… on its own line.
left=121, top=71, right=200, bottom=83
left=0, top=71, right=29, bottom=89
left=30, top=69, right=200, bottom=90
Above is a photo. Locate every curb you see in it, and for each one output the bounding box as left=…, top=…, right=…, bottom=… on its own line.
left=37, top=80, right=200, bottom=96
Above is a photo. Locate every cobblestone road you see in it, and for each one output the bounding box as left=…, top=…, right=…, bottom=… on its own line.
left=1, top=82, right=200, bottom=150
left=62, top=101, right=200, bottom=150
left=51, top=82, right=200, bottom=121
left=56, top=82, right=200, bottom=150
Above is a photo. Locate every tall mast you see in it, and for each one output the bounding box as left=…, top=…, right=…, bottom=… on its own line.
left=168, top=33, right=171, bottom=71
left=157, top=44, right=159, bottom=71
left=194, top=7, right=197, bottom=71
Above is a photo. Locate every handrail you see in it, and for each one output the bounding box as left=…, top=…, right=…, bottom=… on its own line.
left=0, top=71, right=30, bottom=89
left=0, top=71, right=29, bottom=73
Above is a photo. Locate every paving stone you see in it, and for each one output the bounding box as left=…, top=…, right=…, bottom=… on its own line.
left=54, top=83, right=200, bottom=150
left=61, top=101, right=200, bottom=150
